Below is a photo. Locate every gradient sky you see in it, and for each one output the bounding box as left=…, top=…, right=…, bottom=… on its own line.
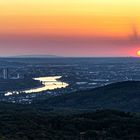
left=0, top=0, right=140, bottom=57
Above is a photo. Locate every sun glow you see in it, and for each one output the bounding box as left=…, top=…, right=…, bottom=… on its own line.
left=136, top=50, right=140, bottom=56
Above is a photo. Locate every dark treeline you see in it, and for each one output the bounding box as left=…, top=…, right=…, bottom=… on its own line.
left=0, top=102, right=139, bottom=140
left=0, top=81, right=140, bottom=139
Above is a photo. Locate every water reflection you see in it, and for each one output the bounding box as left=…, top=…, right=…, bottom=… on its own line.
left=5, top=76, right=69, bottom=96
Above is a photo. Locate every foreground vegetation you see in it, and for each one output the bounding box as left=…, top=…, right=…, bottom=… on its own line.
left=0, top=81, right=140, bottom=139
left=0, top=102, right=139, bottom=140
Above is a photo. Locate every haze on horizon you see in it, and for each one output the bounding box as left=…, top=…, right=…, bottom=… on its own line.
left=0, top=0, right=140, bottom=57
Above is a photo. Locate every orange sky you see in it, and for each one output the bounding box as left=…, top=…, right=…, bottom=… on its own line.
left=0, top=0, right=140, bottom=37
left=0, top=0, right=140, bottom=57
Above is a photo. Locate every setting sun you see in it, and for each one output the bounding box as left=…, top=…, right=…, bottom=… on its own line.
left=137, top=50, right=140, bottom=56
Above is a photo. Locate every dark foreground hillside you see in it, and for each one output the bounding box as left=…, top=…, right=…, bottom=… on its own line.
left=0, top=105, right=140, bottom=140
left=0, top=81, right=140, bottom=139
left=37, top=81, right=140, bottom=112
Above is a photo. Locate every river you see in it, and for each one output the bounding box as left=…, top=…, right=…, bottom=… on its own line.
left=5, top=76, right=69, bottom=96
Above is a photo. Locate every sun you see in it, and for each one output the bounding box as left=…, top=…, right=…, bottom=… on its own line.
left=137, top=50, right=140, bottom=56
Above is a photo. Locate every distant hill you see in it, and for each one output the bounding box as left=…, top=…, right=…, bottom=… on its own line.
left=36, top=81, right=140, bottom=112
left=9, top=54, right=61, bottom=58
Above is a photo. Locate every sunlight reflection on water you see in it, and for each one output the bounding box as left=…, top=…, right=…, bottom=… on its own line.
left=5, top=76, right=69, bottom=96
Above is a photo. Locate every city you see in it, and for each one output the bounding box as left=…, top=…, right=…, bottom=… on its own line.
left=0, top=57, right=140, bottom=104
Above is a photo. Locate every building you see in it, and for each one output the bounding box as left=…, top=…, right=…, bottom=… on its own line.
left=3, top=68, right=8, bottom=79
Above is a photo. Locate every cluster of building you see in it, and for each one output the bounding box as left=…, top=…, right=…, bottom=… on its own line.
left=0, top=68, right=22, bottom=80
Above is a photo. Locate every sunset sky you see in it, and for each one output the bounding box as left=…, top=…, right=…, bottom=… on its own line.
left=0, top=0, right=140, bottom=57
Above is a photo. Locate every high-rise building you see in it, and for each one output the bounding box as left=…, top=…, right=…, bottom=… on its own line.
left=3, top=68, right=8, bottom=79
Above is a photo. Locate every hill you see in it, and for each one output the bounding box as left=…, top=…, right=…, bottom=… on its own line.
left=0, top=81, right=140, bottom=139
left=9, top=54, right=60, bottom=58
left=36, top=81, right=140, bottom=112
left=0, top=104, right=139, bottom=140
